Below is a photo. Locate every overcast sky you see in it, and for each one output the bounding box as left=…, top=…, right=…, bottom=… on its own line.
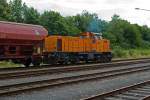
left=22, top=0, right=150, bottom=26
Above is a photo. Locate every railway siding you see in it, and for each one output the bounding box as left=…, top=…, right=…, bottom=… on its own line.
left=82, top=81, right=150, bottom=100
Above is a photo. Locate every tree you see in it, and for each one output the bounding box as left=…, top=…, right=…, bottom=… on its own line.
left=64, top=16, right=81, bottom=35
left=123, top=24, right=142, bottom=47
left=40, top=11, right=67, bottom=34
left=9, top=0, right=23, bottom=22
left=23, top=4, right=40, bottom=24
left=74, top=11, right=94, bottom=32
left=106, top=15, right=125, bottom=47
left=106, top=14, right=142, bottom=48
left=0, top=0, right=10, bottom=20
left=139, top=25, right=150, bottom=42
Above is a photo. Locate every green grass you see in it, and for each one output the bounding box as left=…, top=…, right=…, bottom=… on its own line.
left=0, top=61, right=21, bottom=68
left=113, top=48, right=150, bottom=58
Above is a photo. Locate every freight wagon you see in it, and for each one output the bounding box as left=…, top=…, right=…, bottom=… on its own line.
left=0, top=21, right=48, bottom=66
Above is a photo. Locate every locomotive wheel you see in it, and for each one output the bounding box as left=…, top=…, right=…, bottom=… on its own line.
left=64, top=58, right=70, bottom=65
left=24, top=62, right=30, bottom=67
left=99, top=56, right=103, bottom=63
left=101, top=55, right=105, bottom=63
left=50, top=58, right=57, bottom=65
left=12, top=59, right=20, bottom=64
left=104, top=56, right=107, bottom=63
left=108, top=57, right=112, bottom=62
left=24, top=61, right=31, bottom=67
left=85, top=58, right=88, bottom=63
left=70, top=60, right=76, bottom=64
left=70, top=57, right=79, bottom=64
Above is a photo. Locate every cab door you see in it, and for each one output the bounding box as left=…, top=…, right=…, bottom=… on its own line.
left=57, top=38, right=62, bottom=51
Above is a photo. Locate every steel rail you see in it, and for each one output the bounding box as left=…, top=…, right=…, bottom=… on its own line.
left=143, top=96, right=150, bottom=100
left=82, top=80, right=150, bottom=100
left=0, top=59, right=150, bottom=80
left=0, top=57, right=150, bottom=71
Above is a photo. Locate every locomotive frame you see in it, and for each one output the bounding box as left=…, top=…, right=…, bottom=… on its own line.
left=43, top=52, right=112, bottom=64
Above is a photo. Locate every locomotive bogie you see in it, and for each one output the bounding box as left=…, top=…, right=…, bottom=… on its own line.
left=43, top=52, right=112, bottom=65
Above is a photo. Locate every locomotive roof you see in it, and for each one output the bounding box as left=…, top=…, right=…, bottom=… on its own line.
left=0, top=21, right=48, bottom=40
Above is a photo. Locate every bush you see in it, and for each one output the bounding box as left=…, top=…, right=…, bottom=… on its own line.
left=112, top=48, right=150, bottom=58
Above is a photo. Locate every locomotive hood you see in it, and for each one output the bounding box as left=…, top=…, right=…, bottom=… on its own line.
left=0, top=21, right=48, bottom=41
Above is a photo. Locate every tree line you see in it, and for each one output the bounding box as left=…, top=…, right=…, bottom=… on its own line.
left=1, top=0, right=150, bottom=49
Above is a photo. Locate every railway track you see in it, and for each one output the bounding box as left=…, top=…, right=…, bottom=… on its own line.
left=0, top=58, right=150, bottom=80
left=0, top=63, right=150, bottom=96
left=0, top=57, right=150, bottom=71
left=82, top=80, right=150, bottom=100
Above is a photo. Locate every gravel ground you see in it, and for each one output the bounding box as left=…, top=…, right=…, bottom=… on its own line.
left=0, top=70, right=150, bottom=100
left=0, top=63, right=150, bottom=87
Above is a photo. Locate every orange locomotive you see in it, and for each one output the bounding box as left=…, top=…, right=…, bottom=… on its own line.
left=43, top=32, right=112, bottom=64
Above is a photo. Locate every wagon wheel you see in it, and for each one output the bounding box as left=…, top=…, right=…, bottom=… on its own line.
left=32, top=61, right=40, bottom=66
left=24, top=57, right=32, bottom=67
left=32, top=58, right=41, bottom=66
